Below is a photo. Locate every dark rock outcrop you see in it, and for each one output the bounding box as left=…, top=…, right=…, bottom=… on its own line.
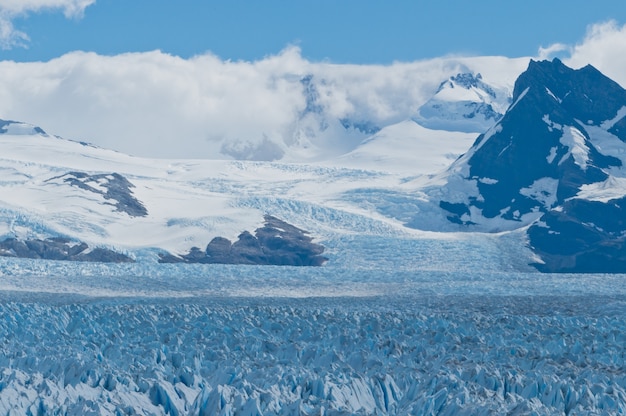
left=0, top=237, right=134, bottom=263
left=46, top=171, right=148, bottom=217
left=204, top=237, right=232, bottom=263
left=159, top=215, right=327, bottom=266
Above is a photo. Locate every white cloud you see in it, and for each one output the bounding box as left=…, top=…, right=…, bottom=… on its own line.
left=0, top=0, right=94, bottom=17
left=0, top=14, right=28, bottom=49
left=537, top=43, right=570, bottom=61
left=1, top=21, right=619, bottom=161
left=0, top=0, right=95, bottom=49
left=557, top=20, right=626, bottom=88
left=0, top=47, right=528, bottom=160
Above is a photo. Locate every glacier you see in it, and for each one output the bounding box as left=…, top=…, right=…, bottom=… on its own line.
left=0, top=130, right=623, bottom=414
left=1, top=235, right=626, bottom=414
left=3, top=294, right=626, bottom=415
left=1, top=58, right=626, bottom=413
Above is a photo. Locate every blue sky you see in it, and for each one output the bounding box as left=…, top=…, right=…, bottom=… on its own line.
left=2, top=0, right=626, bottom=63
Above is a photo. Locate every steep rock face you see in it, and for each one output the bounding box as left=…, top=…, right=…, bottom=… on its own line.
left=443, top=59, right=622, bottom=224
left=431, top=59, right=626, bottom=272
left=159, top=215, right=327, bottom=266
left=528, top=197, right=626, bottom=273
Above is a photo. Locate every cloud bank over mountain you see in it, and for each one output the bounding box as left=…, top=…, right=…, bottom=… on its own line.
left=0, top=21, right=624, bottom=159
left=0, top=47, right=525, bottom=159
left=564, top=20, right=626, bottom=86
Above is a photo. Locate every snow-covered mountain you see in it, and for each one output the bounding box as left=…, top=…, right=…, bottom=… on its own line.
left=221, top=57, right=525, bottom=163
left=411, top=58, right=626, bottom=272
left=0, top=118, right=484, bottom=267
left=1, top=58, right=626, bottom=273
left=413, top=72, right=511, bottom=133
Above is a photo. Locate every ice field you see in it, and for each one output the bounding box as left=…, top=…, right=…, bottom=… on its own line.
left=0, top=234, right=625, bottom=415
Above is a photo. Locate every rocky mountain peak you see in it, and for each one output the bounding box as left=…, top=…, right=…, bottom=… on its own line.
left=512, top=58, right=626, bottom=128
left=428, top=58, right=626, bottom=272
left=446, top=59, right=625, bottom=221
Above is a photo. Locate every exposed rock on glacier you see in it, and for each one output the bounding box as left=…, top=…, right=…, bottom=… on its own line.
left=529, top=196, right=626, bottom=272
left=159, top=215, right=327, bottom=266
left=0, top=237, right=134, bottom=263
left=46, top=171, right=148, bottom=217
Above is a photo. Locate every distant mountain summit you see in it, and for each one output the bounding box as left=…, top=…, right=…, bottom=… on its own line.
left=426, top=58, right=626, bottom=272
left=0, top=119, right=47, bottom=136
left=414, top=72, right=510, bottom=133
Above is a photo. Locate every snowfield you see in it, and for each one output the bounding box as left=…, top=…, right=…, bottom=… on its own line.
left=0, top=128, right=477, bottom=255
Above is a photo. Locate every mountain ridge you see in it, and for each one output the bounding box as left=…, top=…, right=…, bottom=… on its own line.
left=426, top=58, right=626, bottom=272
left=0, top=59, right=625, bottom=271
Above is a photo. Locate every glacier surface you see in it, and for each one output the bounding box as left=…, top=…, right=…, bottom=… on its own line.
left=0, top=237, right=625, bottom=415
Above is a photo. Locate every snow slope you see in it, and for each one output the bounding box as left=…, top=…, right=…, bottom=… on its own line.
left=326, top=120, right=476, bottom=175
left=0, top=119, right=519, bottom=265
